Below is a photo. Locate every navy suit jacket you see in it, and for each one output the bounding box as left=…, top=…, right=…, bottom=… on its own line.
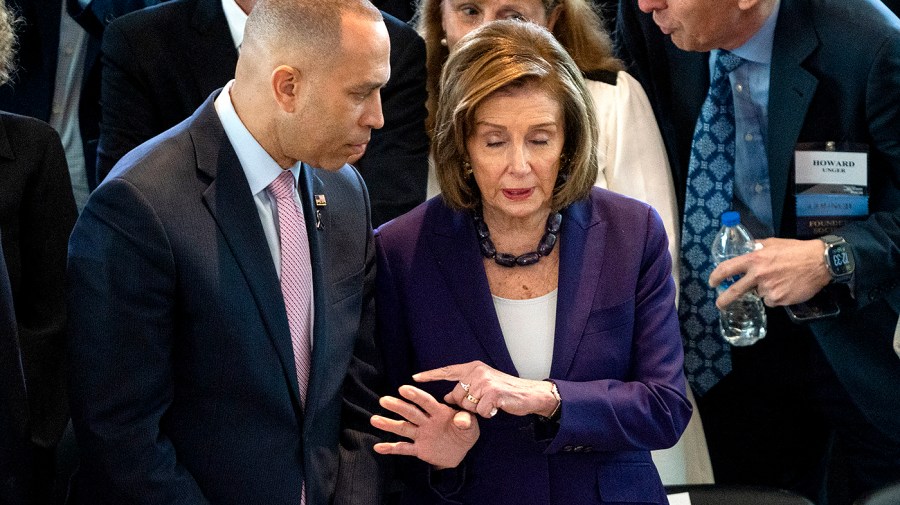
left=374, top=189, right=692, bottom=504
left=96, top=0, right=429, bottom=227
left=67, top=92, right=380, bottom=504
left=617, top=0, right=900, bottom=439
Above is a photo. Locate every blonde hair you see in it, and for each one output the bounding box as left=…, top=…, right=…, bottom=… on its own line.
left=414, top=0, right=622, bottom=132
left=433, top=20, right=598, bottom=212
left=0, top=0, right=19, bottom=86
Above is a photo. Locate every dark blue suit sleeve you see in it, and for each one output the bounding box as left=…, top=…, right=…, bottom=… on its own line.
left=67, top=178, right=209, bottom=504
left=838, top=29, right=900, bottom=309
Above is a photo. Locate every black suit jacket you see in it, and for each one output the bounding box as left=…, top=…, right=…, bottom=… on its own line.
left=0, top=113, right=77, bottom=451
left=617, top=0, right=900, bottom=439
left=0, top=234, right=30, bottom=505
left=0, top=0, right=157, bottom=190
left=68, top=92, right=381, bottom=505
left=97, top=0, right=429, bottom=226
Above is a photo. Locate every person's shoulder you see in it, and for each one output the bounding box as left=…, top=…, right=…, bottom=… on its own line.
left=800, top=0, right=899, bottom=42
left=586, top=186, right=654, bottom=223
left=0, top=112, right=59, bottom=144
left=106, top=0, right=197, bottom=40
left=381, top=10, right=419, bottom=39
left=375, top=197, right=447, bottom=246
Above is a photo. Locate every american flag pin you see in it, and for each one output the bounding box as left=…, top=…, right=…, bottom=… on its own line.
left=314, top=194, right=327, bottom=207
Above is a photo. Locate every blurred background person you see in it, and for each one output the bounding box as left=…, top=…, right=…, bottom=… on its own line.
left=370, top=21, right=691, bottom=504
left=0, top=0, right=79, bottom=502
left=413, top=0, right=712, bottom=485
left=0, top=0, right=158, bottom=211
left=96, top=0, right=428, bottom=227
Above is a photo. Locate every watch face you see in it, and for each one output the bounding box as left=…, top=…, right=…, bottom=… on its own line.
left=828, top=244, right=854, bottom=277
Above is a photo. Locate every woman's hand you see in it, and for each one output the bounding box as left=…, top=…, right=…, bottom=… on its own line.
left=371, top=385, right=479, bottom=469
left=414, top=361, right=559, bottom=419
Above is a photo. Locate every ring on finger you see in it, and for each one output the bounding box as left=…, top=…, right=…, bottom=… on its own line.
left=460, top=381, right=470, bottom=392
left=465, top=394, right=480, bottom=405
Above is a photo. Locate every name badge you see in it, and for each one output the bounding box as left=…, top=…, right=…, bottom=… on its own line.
left=794, top=142, right=868, bottom=238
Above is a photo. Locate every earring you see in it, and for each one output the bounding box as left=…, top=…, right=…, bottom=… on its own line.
left=440, top=37, right=448, bottom=47
left=463, top=161, right=473, bottom=177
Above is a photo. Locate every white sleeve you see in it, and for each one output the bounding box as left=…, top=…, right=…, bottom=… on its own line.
left=589, top=72, right=681, bottom=291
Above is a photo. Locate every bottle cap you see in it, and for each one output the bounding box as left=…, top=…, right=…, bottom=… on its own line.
left=721, top=211, right=740, bottom=227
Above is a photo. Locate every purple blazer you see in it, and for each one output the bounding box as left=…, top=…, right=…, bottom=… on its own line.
left=374, top=188, right=692, bottom=505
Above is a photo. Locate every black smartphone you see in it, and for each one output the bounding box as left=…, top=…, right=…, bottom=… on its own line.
left=785, top=290, right=841, bottom=323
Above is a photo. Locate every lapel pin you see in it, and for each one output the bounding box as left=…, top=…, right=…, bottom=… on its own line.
left=316, top=209, right=324, bottom=231
left=314, top=194, right=327, bottom=207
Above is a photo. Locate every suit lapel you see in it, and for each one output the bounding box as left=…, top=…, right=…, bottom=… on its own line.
left=767, top=0, right=819, bottom=235
left=430, top=204, right=518, bottom=375
left=192, top=98, right=304, bottom=412
left=550, top=197, right=606, bottom=378
left=190, top=0, right=240, bottom=97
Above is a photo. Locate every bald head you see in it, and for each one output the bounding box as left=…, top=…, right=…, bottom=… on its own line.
left=230, top=0, right=390, bottom=170
left=243, top=0, right=381, bottom=63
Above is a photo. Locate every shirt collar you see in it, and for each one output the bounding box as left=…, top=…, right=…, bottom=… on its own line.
left=221, top=0, right=248, bottom=50
left=214, top=80, right=301, bottom=195
left=725, top=0, right=780, bottom=65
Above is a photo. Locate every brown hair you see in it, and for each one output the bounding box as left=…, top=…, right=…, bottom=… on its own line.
left=433, top=20, right=598, bottom=212
left=413, top=0, right=622, bottom=132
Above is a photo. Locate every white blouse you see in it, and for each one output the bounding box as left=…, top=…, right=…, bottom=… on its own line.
left=492, top=289, right=558, bottom=380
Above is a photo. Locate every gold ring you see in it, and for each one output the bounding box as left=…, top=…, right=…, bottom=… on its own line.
left=460, top=382, right=470, bottom=392
left=465, top=394, right=480, bottom=405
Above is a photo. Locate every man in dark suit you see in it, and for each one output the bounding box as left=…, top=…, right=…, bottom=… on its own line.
left=0, top=112, right=78, bottom=505
left=0, top=235, right=31, bottom=505
left=0, top=0, right=158, bottom=203
left=617, top=0, right=900, bottom=503
left=97, top=0, right=428, bottom=227
left=67, top=0, right=387, bottom=503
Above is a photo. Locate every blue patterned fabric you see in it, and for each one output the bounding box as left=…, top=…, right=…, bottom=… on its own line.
left=679, top=50, right=745, bottom=396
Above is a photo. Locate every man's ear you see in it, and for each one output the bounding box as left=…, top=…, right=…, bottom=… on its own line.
left=737, top=0, right=763, bottom=12
left=271, top=65, right=301, bottom=113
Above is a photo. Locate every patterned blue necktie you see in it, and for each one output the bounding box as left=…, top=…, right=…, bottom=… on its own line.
left=679, top=50, right=745, bottom=396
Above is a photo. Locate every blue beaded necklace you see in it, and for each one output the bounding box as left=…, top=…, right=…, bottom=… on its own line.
left=474, top=210, right=562, bottom=267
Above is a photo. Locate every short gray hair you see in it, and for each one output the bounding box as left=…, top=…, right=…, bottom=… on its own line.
left=244, top=0, right=381, bottom=58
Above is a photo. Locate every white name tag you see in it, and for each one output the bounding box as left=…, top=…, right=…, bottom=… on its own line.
left=794, top=150, right=868, bottom=186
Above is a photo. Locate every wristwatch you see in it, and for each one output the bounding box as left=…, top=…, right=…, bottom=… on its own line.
left=819, top=235, right=855, bottom=284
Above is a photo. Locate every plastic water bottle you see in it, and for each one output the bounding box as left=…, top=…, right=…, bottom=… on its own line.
left=710, top=211, right=767, bottom=346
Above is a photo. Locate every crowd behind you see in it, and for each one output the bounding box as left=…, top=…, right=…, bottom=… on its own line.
left=0, top=0, right=899, bottom=504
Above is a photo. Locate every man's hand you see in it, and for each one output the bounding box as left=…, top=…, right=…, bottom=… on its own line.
left=709, top=237, right=832, bottom=308
left=371, top=385, right=479, bottom=470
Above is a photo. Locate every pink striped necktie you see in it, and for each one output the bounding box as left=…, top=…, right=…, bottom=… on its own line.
left=267, top=170, right=313, bottom=505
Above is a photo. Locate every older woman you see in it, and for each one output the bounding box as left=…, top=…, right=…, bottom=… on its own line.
left=371, top=21, right=691, bottom=505
left=416, top=0, right=680, bottom=279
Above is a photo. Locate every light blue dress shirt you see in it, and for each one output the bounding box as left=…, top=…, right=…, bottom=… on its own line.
left=214, top=81, right=315, bottom=341
left=710, top=0, right=780, bottom=239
